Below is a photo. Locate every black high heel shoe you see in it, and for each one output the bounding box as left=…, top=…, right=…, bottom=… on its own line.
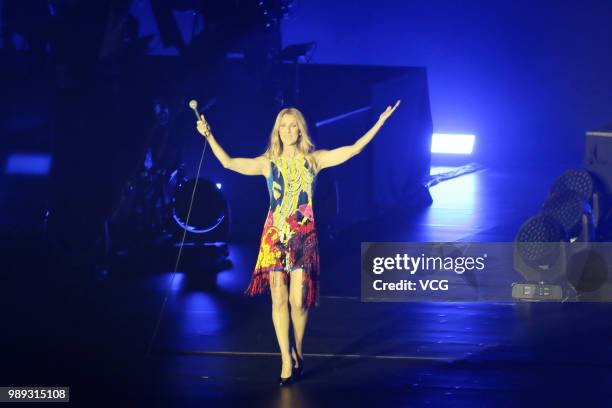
left=293, top=352, right=304, bottom=378
left=279, top=362, right=295, bottom=387
left=295, top=357, right=304, bottom=378
left=279, top=372, right=295, bottom=387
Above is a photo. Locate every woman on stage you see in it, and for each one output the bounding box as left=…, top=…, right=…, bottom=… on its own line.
left=196, top=100, right=400, bottom=386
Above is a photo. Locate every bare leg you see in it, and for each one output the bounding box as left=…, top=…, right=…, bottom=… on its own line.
left=270, top=271, right=293, bottom=378
left=289, top=268, right=309, bottom=362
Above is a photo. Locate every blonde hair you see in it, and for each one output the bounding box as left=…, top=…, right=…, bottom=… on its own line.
left=262, top=107, right=319, bottom=174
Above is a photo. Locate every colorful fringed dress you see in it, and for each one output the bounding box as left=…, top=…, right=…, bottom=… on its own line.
left=244, top=153, right=320, bottom=308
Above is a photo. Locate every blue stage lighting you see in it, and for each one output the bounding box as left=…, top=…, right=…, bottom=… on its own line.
left=5, top=153, right=52, bottom=175
left=431, top=133, right=475, bottom=154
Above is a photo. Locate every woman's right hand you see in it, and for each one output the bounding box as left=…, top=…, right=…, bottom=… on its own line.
left=197, top=114, right=212, bottom=139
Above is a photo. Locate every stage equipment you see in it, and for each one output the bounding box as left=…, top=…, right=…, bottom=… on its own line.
left=512, top=213, right=568, bottom=301
left=584, top=128, right=612, bottom=240
left=541, top=190, right=595, bottom=242
left=548, top=168, right=603, bottom=228
left=372, top=70, right=433, bottom=209
left=171, top=177, right=230, bottom=242
left=585, top=128, right=612, bottom=196
left=512, top=152, right=612, bottom=301
left=431, top=133, right=475, bottom=155
left=513, top=212, right=612, bottom=301
left=514, top=214, right=567, bottom=279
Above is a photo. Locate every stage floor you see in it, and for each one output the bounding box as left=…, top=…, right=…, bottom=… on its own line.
left=3, top=164, right=612, bottom=407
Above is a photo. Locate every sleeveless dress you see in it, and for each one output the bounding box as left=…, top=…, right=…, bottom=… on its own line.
left=244, top=153, right=320, bottom=308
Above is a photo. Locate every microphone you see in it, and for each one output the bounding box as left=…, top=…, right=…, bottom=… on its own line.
left=189, top=99, right=201, bottom=120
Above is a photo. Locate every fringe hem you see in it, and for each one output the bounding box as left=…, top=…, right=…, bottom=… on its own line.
left=244, top=266, right=320, bottom=308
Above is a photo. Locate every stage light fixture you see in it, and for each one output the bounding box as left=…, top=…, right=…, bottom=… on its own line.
left=431, top=133, right=475, bottom=154
left=5, top=153, right=52, bottom=176
left=515, top=213, right=567, bottom=270
left=542, top=190, right=595, bottom=242
left=548, top=168, right=604, bottom=228
left=172, top=177, right=230, bottom=239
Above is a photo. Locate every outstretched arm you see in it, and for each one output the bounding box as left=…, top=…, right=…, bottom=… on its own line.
left=313, top=100, right=400, bottom=172
left=196, top=115, right=266, bottom=176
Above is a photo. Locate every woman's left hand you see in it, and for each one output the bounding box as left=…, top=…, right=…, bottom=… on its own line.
left=378, top=99, right=401, bottom=124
